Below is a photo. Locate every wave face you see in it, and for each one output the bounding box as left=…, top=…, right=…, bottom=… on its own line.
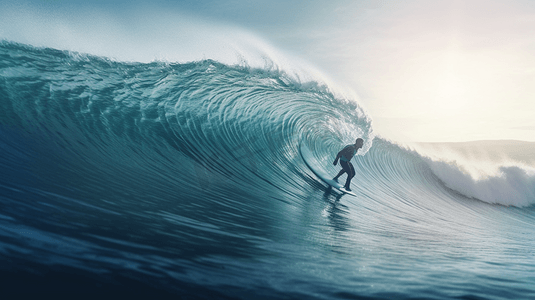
left=1, top=42, right=535, bottom=299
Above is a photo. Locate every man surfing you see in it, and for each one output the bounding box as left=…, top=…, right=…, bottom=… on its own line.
left=332, top=138, right=364, bottom=191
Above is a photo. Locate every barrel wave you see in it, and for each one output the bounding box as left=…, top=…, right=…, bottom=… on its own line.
left=1, top=42, right=535, bottom=300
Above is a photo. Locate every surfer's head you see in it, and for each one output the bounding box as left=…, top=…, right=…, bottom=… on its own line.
left=355, top=138, right=364, bottom=148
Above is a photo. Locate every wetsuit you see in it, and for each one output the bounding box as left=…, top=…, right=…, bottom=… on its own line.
left=335, top=145, right=357, bottom=190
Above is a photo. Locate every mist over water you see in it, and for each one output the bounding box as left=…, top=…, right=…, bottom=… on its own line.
left=1, top=5, right=535, bottom=299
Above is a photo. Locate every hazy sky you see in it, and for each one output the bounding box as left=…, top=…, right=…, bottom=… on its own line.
left=1, top=0, right=534, bottom=142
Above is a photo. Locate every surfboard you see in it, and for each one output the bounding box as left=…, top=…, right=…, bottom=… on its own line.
left=321, top=178, right=357, bottom=196
left=300, top=144, right=357, bottom=196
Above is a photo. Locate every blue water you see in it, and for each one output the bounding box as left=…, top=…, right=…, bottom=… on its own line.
left=1, top=41, right=535, bottom=299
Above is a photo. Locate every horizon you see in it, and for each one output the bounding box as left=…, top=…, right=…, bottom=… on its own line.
left=416, top=139, right=535, bottom=144
left=1, top=0, right=534, bottom=143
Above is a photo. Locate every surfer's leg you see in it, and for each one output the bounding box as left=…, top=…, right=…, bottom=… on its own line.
left=338, top=161, right=350, bottom=187
left=333, top=168, right=345, bottom=181
left=344, top=162, right=355, bottom=190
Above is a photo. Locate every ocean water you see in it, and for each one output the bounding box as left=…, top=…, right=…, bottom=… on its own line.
left=1, top=41, right=535, bottom=299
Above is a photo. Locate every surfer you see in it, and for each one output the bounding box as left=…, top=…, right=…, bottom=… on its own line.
left=332, top=138, right=364, bottom=191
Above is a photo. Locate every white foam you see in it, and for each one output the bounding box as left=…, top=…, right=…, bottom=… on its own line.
left=413, top=143, right=535, bottom=207
left=428, top=158, right=535, bottom=207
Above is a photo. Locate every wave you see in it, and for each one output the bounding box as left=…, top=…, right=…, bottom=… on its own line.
left=1, top=41, right=534, bottom=220
left=2, top=41, right=535, bottom=299
left=0, top=41, right=372, bottom=200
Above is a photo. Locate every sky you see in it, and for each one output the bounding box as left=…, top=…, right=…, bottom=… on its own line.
left=1, top=0, right=534, bottom=142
